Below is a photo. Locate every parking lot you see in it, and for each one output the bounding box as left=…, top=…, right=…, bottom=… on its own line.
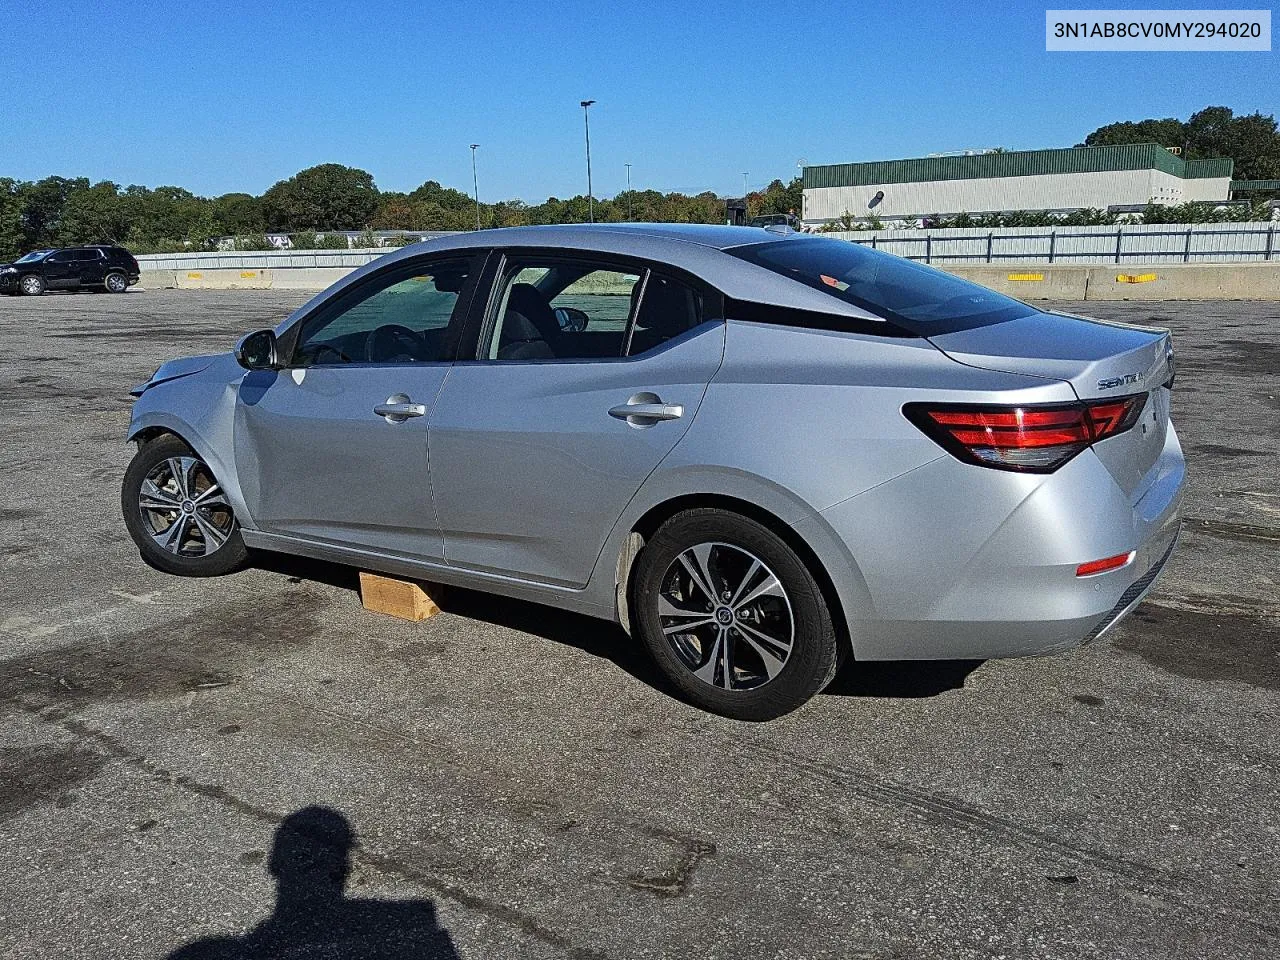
left=0, top=288, right=1276, bottom=958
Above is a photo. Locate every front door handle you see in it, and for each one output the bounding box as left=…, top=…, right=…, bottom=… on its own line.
left=609, top=394, right=684, bottom=426
left=374, top=393, right=427, bottom=423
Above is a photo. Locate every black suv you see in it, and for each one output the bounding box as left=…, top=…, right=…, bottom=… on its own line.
left=0, top=245, right=140, bottom=295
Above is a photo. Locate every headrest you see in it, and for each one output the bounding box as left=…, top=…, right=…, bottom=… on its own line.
left=505, top=283, right=558, bottom=338
left=500, top=310, right=544, bottom=344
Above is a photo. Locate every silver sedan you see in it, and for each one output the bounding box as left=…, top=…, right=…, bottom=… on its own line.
left=122, top=224, right=1183, bottom=720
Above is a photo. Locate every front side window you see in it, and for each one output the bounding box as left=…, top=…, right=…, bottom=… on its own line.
left=728, top=236, right=1036, bottom=334
left=292, top=258, right=472, bottom=366
left=484, top=257, right=703, bottom=361
left=45, top=250, right=74, bottom=263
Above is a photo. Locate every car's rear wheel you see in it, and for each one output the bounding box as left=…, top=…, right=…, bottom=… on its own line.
left=121, top=435, right=248, bottom=576
left=104, top=271, right=128, bottom=293
left=19, top=274, right=45, bottom=296
left=630, top=508, right=840, bottom=721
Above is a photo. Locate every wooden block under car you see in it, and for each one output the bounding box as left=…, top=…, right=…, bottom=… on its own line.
left=358, top=572, right=443, bottom=621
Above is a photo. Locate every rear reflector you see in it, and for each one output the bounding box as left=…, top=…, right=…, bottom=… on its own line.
left=904, top=394, right=1147, bottom=473
left=1076, top=552, right=1135, bottom=577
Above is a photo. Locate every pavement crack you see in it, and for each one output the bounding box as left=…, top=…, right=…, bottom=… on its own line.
left=626, top=825, right=716, bottom=896
left=746, top=739, right=1280, bottom=938
left=1183, top=516, right=1280, bottom=545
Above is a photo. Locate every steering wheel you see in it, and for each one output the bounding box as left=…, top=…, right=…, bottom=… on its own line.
left=307, top=342, right=353, bottom=365
left=365, top=324, right=429, bottom=363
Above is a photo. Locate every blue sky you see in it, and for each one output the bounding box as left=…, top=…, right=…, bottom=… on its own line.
left=1, top=0, right=1274, bottom=200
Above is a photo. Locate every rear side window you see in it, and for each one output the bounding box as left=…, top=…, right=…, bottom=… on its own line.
left=728, top=237, right=1036, bottom=335
left=485, top=260, right=643, bottom=361
left=481, top=257, right=707, bottom=362
left=626, top=274, right=702, bottom=355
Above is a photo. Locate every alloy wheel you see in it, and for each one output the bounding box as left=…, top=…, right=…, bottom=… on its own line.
left=657, top=541, right=795, bottom=690
left=137, top=456, right=235, bottom=557
left=105, top=273, right=127, bottom=293
left=20, top=276, right=42, bottom=295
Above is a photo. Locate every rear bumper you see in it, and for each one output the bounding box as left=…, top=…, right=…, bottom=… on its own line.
left=1082, top=531, right=1178, bottom=644
left=813, top=421, right=1185, bottom=661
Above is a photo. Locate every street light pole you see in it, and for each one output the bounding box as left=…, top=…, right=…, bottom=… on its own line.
left=580, top=99, right=596, bottom=223
left=469, top=144, right=481, bottom=231
left=625, top=163, right=632, bottom=221
left=742, top=171, right=749, bottom=198
left=797, top=158, right=806, bottom=223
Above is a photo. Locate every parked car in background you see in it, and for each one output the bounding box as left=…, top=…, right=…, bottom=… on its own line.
left=120, top=224, right=1183, bottom=720
left=1, top=245, right=140, bottom=295
left=748, top=213, right=800, bottom=230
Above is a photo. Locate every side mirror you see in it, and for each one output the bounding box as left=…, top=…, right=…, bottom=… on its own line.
left=234, top=329, right=278, bottom=370
left=554, top=306, right=589, bottom=332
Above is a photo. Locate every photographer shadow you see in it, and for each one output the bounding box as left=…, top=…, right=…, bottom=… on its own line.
left=168, top=806, right=459, bottom=960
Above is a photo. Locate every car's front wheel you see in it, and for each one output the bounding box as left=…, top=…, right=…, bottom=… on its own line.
left=104, top=271, right=129, bottom=293
left=121, top=435, right=249, bottom=576
left=630, top=508, right=841, bottom=721
left=19, top=274, right=45, bottom=296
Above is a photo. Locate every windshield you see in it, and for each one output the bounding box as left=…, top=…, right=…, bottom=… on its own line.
left=728, top=237, right=1037, bottom=335
left=15, top=250, right=51, bottom=263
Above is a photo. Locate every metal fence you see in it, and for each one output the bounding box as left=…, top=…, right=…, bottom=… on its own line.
left=136, top=248, right=399, bottom=271
left=137, top=222, right=1280, bottom=271
left=823, top=222, right=1279, bottom=265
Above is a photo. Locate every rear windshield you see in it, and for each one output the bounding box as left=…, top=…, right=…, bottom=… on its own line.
left=728, top=237, right=1037, bottom=335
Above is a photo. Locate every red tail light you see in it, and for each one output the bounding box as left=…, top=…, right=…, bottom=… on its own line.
left=904, top=394, right=1147, bottom=473
left=1076, top=552, right=1135, bottom=577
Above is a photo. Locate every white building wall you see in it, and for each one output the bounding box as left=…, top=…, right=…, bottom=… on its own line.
left=805, top=169, right=1232, bottom=221
left=1183, top=176, right=1234, bottom=202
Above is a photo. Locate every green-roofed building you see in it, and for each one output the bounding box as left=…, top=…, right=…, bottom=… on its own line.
left=801, top=144, right=1234, bottom=226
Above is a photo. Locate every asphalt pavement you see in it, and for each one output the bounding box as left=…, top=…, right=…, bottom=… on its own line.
left=0, top=290, right=1276, bottom=959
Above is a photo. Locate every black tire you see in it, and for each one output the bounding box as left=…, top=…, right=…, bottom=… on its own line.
left=104, top=271, right=129, bottom=293
left=19, top=274, right=45, bottom=296
left=630, top=508, right=840, bottom=721
left=121, top=435, right=249, bottom=577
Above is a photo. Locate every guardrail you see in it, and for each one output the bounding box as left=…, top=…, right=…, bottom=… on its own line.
left=823, top=222, right=1279, bottom=265
left=135, top=248, right=404, bottom=271
left=137, top=222, right=1280, bottom=272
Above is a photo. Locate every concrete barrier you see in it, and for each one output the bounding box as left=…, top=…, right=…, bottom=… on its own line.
left=938, top=266, right=1089, bottom=300
left=179, top=268, right=273, bottom=290
left=271, top=268, right=352, bottom=290
left=137, top=267, right=347, bottom=291
left=138, top=261, right=1280, bottom=300
left=942, top=262, right=1280, bottom=300
left=1080, top=262, right=1280, bottom=300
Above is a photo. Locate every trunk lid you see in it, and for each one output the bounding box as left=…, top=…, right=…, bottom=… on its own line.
left=927, top=311, right=1174, bottom=498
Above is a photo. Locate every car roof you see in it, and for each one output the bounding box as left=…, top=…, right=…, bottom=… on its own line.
left=420, top=222, right=786, bottom=251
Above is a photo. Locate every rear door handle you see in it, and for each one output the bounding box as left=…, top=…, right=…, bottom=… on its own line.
left=374, top=393, right=427, bottom=423
left=609, top=397, right=684, bottom=424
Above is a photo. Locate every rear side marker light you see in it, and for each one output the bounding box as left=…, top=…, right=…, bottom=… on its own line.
left=904, top=393, right=1147, bottom=473
left=1076, top=552, right=1135, bottom=577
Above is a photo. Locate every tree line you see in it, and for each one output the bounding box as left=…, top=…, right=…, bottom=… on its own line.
left=1082, top=105, right=1280, bottom=181
left=0, top=163, right=803, bottom=260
